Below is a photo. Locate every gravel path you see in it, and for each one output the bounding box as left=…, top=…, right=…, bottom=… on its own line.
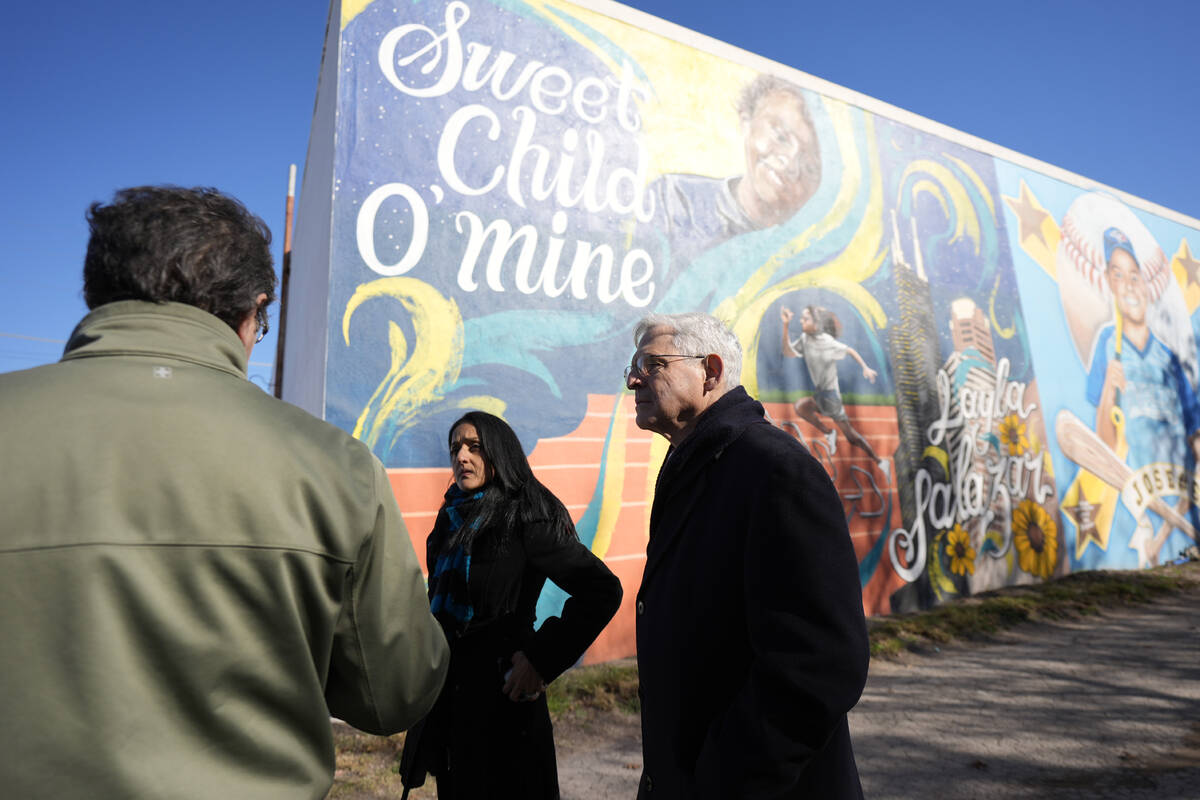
left=555, top=583, right=1200, bottom=799
left=852, top=586, right=1200, bottom=799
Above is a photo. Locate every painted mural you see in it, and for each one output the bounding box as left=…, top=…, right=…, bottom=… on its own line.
left=309, top=0, right=1200, bottom=661
left=998, top=169, right=1200, bottom=573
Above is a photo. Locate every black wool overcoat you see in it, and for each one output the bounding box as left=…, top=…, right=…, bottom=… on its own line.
left=636, top=387, right=870, bottom=799
left=401, top=513, right=622, bottom=799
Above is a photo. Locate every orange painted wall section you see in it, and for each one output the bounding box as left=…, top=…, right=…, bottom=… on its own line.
left=389, top=394, right=900, bottom=662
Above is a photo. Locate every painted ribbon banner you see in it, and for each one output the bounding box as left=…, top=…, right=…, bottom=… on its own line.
left=284, top=0, right=1200, bottom=662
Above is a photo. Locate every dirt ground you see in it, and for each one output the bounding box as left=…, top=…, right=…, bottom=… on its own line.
left=333, top=563, right=1200, bottom=799
left=559, top=578, right=1200, bottom=799
left=852, top=579, right=1200, bottom=799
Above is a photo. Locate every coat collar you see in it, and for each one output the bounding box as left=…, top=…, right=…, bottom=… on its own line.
left=646, top=386, right=766, bottom=551
left=61, top=300, right=249, bottom=379
left=653, top=386, right=764, bottom=503
left=640, top=387, right=766, bottom=591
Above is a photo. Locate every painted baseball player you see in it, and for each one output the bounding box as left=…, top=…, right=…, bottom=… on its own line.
left=1087, top=226, right=1200, bottom=563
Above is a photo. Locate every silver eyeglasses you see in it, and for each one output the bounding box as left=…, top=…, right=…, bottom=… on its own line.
left=624, top=353, right=706, bottom=384
left=254, top=306, right=270, bottom=344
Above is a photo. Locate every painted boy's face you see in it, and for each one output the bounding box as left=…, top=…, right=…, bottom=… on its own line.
left=1106, top=248, right=1149, bottom=326
left=741, top=90, right=820, bottom=227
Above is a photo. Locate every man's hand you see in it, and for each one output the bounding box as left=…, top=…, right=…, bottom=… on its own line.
left=502, top=650, right=546, bottom=702
left=862, top=365, right=877, bottom=383
left=780, top=307, right=793, bottom=324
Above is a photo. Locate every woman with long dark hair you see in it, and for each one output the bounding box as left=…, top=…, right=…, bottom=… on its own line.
left=400, top=411, right=622, bottom=799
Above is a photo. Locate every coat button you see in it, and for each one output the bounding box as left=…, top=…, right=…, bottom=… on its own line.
left=636, top=600, right=645, bottom=615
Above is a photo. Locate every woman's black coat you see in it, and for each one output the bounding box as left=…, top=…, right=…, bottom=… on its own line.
left=401, top=513, right=621, bottom=799
left=636, top=387, right=870, bottom=799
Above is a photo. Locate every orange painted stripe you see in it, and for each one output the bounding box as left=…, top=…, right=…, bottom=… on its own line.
left=385, top=395, right=907, bottom=654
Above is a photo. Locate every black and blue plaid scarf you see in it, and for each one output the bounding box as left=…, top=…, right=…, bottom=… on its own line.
left=427, top=485, right=484, bottom=638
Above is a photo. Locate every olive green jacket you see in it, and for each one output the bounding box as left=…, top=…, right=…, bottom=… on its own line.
left=0, top=301, right=449, bottom=799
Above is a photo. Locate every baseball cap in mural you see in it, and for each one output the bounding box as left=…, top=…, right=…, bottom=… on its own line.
left=1103, top=226, right=1138, bottom=268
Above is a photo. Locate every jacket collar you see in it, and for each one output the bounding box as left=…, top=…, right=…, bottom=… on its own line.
left=639, top=387, right=766, bottom=591
left=650, top=386, right=765, bottom=528
left=61, top=300, right=249, bottom=379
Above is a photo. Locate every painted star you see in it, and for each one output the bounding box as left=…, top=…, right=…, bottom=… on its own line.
left=1175, top=239, right=1200, bottom=289
left=1062, top=495, right=1102, bottom=551
left=1003, top=181, right=1052, bottom=249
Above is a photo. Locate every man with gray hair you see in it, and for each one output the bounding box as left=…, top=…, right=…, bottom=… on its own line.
left=625, top=312, right=869, bottom=799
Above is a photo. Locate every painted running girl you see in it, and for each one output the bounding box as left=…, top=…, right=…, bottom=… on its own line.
left=781, top=305, right=889, bottom=480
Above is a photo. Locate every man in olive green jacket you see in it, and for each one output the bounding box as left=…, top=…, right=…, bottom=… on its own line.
left=0, top=187, right=449, bottom=799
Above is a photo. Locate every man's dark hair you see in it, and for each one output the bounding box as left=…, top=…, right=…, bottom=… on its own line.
left=84, top=186, right=276, bottom=332
left=444, top=411, right=575, bottom=551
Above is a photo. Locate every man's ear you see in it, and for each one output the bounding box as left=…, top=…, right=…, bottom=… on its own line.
left=701, top=353, right=724, bottom=392
left=236, top=292, right=270, bottom=357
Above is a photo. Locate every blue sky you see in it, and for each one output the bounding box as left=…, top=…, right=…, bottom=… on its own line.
left=3, top=0, right=1197, bottom=388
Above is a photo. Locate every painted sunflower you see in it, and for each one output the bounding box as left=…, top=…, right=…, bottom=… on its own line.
left=1013, top=499, right=1058, bottom=578
left=946, top=523, right=976, bottom=576
left=998, top=413, right=1029, bottom=455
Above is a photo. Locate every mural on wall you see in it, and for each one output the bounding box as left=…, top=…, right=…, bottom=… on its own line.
left=305, top=0, right=1200, bottom=660
left=751, top=117, right=1059, bottom=613
left=997, top=166, right=1200, bottom=572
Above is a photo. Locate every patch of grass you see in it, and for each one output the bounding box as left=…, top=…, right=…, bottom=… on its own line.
left=546, top=659, right=640, bottom=717
left=867, top=564, right=1197, bottom=659
left=326, top=723, right=432, bottom=800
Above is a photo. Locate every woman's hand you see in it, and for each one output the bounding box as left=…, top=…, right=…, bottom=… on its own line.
left=502, top=650, right=547, bottom=702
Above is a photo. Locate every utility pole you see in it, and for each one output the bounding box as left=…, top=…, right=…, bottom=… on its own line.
left=273, top=164, right=296, bottom=399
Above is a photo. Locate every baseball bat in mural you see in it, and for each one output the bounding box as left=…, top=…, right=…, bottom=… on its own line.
left=1056, top=409, right=1196, bottom=551
left=282, top=0, right=1200, bottom=661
